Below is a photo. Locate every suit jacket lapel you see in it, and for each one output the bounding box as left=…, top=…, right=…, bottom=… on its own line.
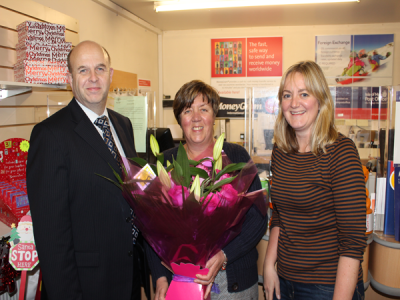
left=69, top=99, right=121, bottom=174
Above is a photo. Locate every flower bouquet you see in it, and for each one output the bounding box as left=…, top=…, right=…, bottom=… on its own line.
left=112, top=134, right=267, bottom=300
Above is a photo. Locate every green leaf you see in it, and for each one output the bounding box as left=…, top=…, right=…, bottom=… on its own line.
left=188, top=159, right=199, bottom=166
left=166, top=164, right=174, bottom=173
left=190, top=167, right=209, bottom=179
left=129, top=157, right=148, bottom=167
left=188, top=157, right=211, bottom=166
left=111, top=166, right=124, bottom=184
left=96, top=174, right=123, bottom=190
left=165, top=156, right=175, bottom=173
left=95, top=164, right=124, bottom=190
left=176, top=142, right=191, bottom=188
left=206, top=176, right=237, bottom=194
left=150, top=165, right=158, bottom=176
left=171, top=160, right=185, bottom=186
left=214, top=162, right=247, bottom=181
left=157, top=153, right=164, bottom=165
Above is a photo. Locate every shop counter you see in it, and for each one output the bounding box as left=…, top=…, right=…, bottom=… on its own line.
left=369, top=231, right=400, bottom=297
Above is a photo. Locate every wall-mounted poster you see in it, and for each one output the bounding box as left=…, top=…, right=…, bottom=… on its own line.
left=315, top=34, right=394, bottom=86
left=211, top=37, right=282, bottom=118
left=334, top=86, right=388, bottom=120
left=212, top=38, right=246, bottom=77
left=247, top=37, right=283, bottom=77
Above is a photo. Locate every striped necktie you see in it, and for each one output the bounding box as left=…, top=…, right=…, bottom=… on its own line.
left=94, top=115, right=139, bottom=244
left=94, top=115, right=122, bottom=170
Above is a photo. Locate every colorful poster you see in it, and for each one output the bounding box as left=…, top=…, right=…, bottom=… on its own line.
left=0, top=138, right=30, bottom=226
left=316, top=34, right=394, bottom=86
left=212, top=38, right=246, bottom=77
left=211, top=37, right=282, bottom=118
left=211, top=37, right=282, bottom=78
left=0, top=138, right=29, bottom=183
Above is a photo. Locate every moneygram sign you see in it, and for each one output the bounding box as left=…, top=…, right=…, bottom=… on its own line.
left=216, top=97, right=264, bottom=118
left=217, top=98, right=245, bottom=118
left=10, top=243, right=39, bottom=271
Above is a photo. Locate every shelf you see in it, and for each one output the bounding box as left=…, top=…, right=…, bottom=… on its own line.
left=367, top=234, right=374, bottom=245
left=370, top=271, right=400, bottom=297
left=369, top=232, right=400, bottom=295
left=251, top=155, right=271, bottom=164
left=0, top=81, right=69, bottom=100
left=373, top=231, right=400, bottom=249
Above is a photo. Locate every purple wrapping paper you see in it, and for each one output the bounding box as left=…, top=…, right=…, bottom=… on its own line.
left=121, top=154, right=267, bottom=269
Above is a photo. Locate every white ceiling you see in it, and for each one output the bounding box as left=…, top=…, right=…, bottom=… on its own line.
left=110, top=0, right=400, bottom=31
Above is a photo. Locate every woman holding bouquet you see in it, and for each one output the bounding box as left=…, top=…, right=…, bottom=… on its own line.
left=263, top=61, right=367, bottom=300
left=146, top=80, right=268, bottom=300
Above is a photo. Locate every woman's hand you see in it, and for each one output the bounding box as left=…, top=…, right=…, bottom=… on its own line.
left=263, top=265, right=280, bottom=300
left=332, top=256, right=360, bottom=300
left=154, top=277, right=169, bottom=300
left=263, top=226, right=280, bottom=300
left=195, top=250, right=226, bottom=299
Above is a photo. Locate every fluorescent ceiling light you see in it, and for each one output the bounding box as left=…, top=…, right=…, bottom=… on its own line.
left=155, top=0, right=359, bottom=12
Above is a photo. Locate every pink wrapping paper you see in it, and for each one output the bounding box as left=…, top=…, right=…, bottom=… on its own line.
left=165, top=263, right=210, bottom=300
left=121, top=154, right=267, bottom=269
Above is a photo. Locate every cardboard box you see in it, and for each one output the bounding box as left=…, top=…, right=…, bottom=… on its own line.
left=0, top=205, right=18, bottom=227
left=11, top=193, right=29, bottom=219
left=18, top=35, right=66, bottom=44
left=14, top=60, right=68, bottom=84
left=16, top=40, right=71, bottom=52
left=17, top=21, right=65, bottom=43
left=17, top=49, right=69, bottom=62
left=17, top=20, right=65, bottom=32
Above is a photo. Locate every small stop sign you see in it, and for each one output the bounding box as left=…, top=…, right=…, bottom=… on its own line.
left=9, top=243, right=39, bottom=271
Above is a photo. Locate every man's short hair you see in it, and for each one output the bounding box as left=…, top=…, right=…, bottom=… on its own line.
left=67, top=44, right=111, bottom=74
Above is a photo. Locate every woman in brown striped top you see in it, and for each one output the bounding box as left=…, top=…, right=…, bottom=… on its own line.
left=263, top=61, right=367, bottom=300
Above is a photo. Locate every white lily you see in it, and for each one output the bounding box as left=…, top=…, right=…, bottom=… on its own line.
left=157, top=160, right=171, bottom=189
left=190, top=174, right=201, bottom=201
left=150, top=134, right=160, bottom=157
left=213, top=133, right=225, bottom=161
left=214, top=155, right=222, bottom=172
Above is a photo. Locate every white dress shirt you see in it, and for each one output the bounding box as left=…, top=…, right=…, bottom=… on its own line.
left=75, top=99, right=127, bottom=158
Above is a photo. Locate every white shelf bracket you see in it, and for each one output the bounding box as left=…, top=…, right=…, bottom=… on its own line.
left=0, top=87, right=32, bottom=100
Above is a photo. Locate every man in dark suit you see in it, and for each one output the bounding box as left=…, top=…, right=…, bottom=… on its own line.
left=27, top=41, right=141, bottom=299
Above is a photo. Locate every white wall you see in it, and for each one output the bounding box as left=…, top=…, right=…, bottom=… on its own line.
left=162, top=23, right=400, bottom=141
left=34, top=0, right=159, bottom=105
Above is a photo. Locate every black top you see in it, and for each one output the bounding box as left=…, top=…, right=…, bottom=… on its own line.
left=145, top=142, right=268, bottom=293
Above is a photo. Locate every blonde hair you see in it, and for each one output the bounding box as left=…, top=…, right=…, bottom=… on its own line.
left=274, top=61, right=338, bottom=155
